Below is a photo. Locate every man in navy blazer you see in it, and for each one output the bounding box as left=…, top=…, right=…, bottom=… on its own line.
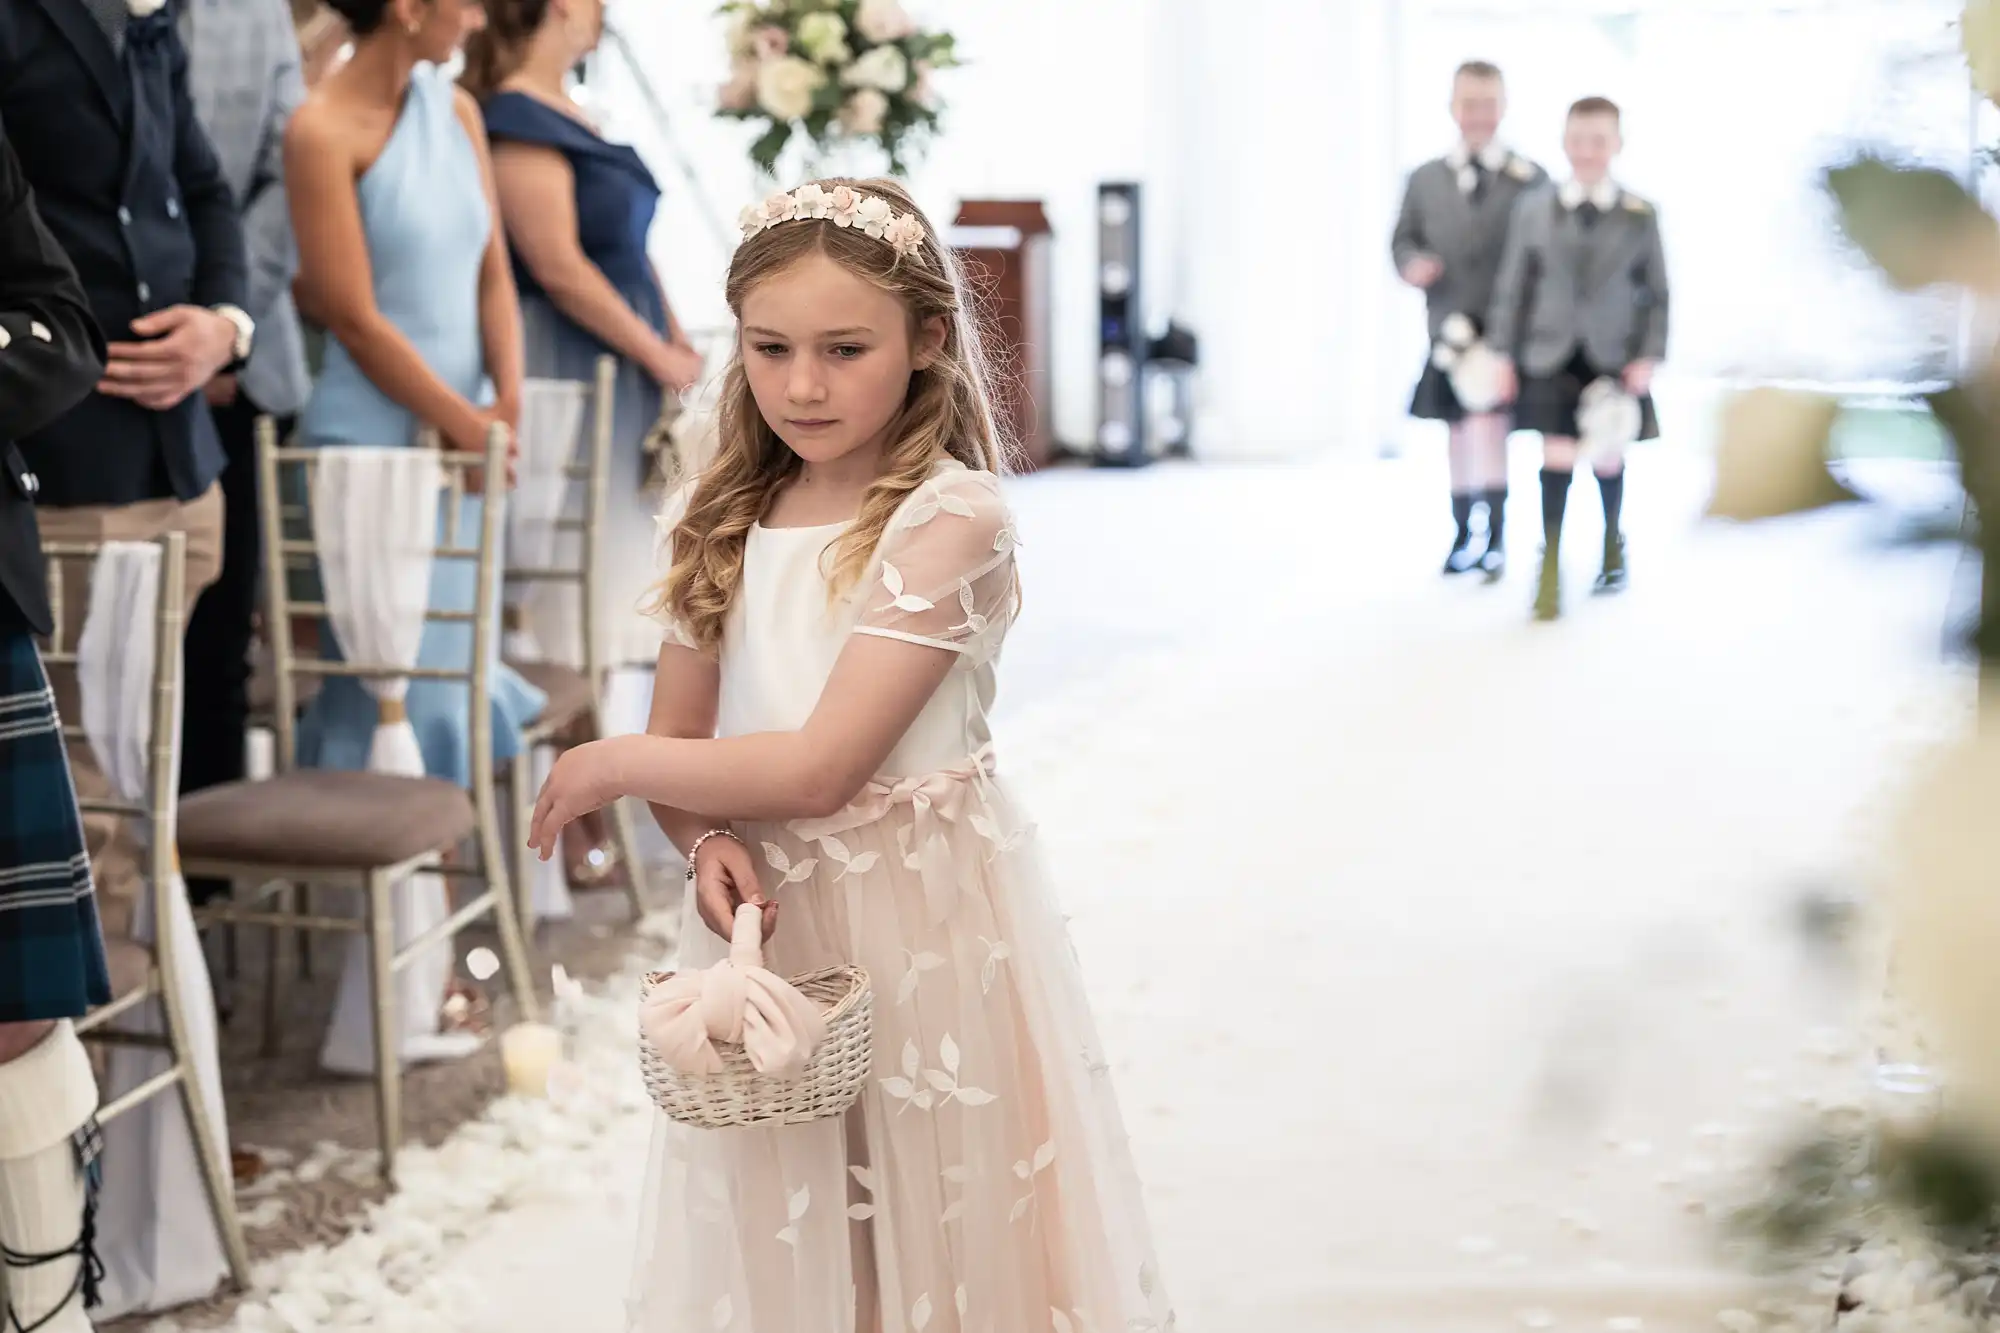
left=0, top=0, right=251, bottom=574
left=0, top=0, right=253, bottom=937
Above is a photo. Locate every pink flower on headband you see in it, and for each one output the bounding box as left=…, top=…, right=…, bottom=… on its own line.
left=738, top=185, right=928, bottom=260
left=792, top=182, right=832, bottom=220
left=882, top=214, right=926, bottom=256
left=828, top=186, right=863, bottom=227
left=854, top=195, right=894, bottom=238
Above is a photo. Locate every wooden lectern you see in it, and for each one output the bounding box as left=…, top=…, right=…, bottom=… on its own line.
left=949, top=201, right=1056, bottom=469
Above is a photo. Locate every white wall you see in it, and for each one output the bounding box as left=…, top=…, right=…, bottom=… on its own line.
left=592, top=0, right=1397, bottom=461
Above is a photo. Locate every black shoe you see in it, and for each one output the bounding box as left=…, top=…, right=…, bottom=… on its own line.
left=1443, top=540, right=1478, bottom=575
left=1593, top=537, right=1627, bottom=595
left=1533, top=548, right=1561, bottom=621
left=1478, top=546, right=1505, bottom=581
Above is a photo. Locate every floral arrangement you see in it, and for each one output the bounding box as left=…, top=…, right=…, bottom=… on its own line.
left=715, top=0, right=959, bottom=177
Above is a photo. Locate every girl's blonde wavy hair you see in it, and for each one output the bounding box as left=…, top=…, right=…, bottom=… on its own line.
left=645, top=177, right=1016, bottom=655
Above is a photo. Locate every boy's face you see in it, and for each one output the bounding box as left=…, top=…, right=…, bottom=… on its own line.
left=1450, top=75, right=1505, bottom=148
left=1564, top=111, right=1622, bottom=182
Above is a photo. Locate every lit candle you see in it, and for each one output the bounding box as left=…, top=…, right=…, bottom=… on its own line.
left=501, top=1022, right=564, bottom=1098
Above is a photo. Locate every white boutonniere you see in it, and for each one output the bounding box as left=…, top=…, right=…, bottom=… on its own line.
left=1506, top=155, right=1535, bottom=182
left=128, top=0, right=167, bottom=15
left=1622, top=193, right=1652, bottom=214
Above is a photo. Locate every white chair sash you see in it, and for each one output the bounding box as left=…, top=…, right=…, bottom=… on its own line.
left=78, top=542, right=230, bottom=1318
left=309, top=448, right=460, bottom=1074
left=508, top=379, right=588, bottom=668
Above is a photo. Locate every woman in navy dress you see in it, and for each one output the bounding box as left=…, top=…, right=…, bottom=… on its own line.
left=465, top=0, right=704, bottom=888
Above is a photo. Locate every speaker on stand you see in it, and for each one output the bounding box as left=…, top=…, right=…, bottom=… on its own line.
left=1095, top=182, right=1149, bottom=467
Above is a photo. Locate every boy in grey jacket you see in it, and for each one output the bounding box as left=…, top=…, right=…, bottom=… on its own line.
left=1488, top=96, right=1669, bottom=620
left=1392, top=60, right=1547, bottom=577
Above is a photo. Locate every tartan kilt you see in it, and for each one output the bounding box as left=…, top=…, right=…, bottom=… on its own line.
left=0, top=629, right=108, bottom=1023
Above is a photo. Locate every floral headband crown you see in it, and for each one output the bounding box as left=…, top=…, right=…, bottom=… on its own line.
left=737, top=184, right=929, bottom=262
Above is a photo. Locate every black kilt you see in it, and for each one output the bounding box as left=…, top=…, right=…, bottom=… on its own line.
left=1514, top=347, right=1660, bottom=442
left=0, top=629, right=109, bottom=1023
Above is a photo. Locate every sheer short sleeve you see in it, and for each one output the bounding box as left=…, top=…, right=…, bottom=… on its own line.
left=854, top=465, right=1017, bottom=663
left=649, top=478, right=700, bottom=650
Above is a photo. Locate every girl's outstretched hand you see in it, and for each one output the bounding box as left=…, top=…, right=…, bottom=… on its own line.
left=693, top=834, right=779, bottom=944
left=528, top=737, right=625, bottom=861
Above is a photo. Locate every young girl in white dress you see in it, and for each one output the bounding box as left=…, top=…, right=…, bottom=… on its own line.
left=527, top=177, right=1176, bottom=1333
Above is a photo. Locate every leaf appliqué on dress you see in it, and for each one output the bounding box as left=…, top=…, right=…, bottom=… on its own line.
left=761, top=840, right=818, bottom=885
left=978, top=936, right=1012, bottom=995
left=880, top=1039, right=935, bottom=1113
left=880, top=561, right=935, bottom=614
left=1011, top=1139, right=1057, bottom=1226
left=847, top=1164, right=878, bottom=1220
left=924, top=1034, right=997, bottom=1106
left=951, top=580, right=990, bottom=638
left=897, top=948, right=947, bottom=1006
left=818, top=833, right=879, bottom=881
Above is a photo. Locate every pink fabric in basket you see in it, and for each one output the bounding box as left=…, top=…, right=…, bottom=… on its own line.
left=639, top=903, right=828, bottom=1077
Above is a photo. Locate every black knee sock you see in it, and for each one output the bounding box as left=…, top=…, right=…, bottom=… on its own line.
left=1597, top=469, right=1625, bottom=542
left=1451, top=492, right=1474, bottom=545
left=1539, top=468, right=1572, bottom=547
left=1483, top=486, right=1507, bottom=549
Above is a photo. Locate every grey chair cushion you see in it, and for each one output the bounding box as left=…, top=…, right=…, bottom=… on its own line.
left=179, top=770, right=475, bottom=870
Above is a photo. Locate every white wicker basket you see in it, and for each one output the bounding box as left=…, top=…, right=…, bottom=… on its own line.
left=639, top=961, right=874, bottom=1130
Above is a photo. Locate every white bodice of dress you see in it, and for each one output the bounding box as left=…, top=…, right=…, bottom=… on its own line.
left=655, top=459, right=1016, bottom=782
left=718, top=522, right=998, bottom=777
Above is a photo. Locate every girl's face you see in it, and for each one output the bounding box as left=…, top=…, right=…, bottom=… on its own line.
left=739, top=252, right=944, bottom=471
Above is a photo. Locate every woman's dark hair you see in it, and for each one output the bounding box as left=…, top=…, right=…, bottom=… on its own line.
left=322, top=0, right=392, bottom=36
left=460, top=0, right=553, bottom=98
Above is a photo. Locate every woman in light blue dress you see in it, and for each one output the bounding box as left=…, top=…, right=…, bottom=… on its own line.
left=284, top=0, right=543, bottom=1068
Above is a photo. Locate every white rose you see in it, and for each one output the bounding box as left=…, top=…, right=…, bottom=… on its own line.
left=796, top=12, right=851, bottom=65
left=854, top=195, right=893, bottom=237
left=756, top=56, right=826, bottom=123
left=838, top=88, right=890, bottom=137
left=854, top=0, right=916, bottom=43
left=843, top=44, right=909, bottom=94
left=128, top=0, right=166, bottom=15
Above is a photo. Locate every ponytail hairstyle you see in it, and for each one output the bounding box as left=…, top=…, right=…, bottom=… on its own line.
left=647, top=177, right=1017, bottom=656
left=459, top=0, right=551, bottom=99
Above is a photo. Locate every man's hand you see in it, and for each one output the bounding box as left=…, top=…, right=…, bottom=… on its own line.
left=205, top=373, right=239, bottom=408
left=1622, top=359, right=1657, bottom=396
left=1400, top=253, right=1445, bottom=288
left=100, top=306, right=238, bottom=411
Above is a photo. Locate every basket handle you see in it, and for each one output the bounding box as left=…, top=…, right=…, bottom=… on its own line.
left=728, top=901, right=766, bottom=969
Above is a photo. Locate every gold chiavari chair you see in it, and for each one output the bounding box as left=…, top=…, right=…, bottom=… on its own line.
left=180, top=424, right=538, bottom=1182
left=43, top=532, right=251, bottom=1293
left=502, top=355, right=651, bottom=926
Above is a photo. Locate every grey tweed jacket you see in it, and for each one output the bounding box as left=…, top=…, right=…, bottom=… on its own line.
left=181, top=0, right=309, bottom=416
left=1391, top=148, right=1547, bottom=339
left=1486, top=181, right=1670, bottom=377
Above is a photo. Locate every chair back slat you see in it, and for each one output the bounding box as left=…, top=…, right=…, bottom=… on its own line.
left=36, top=531, right=187, bottom=989
left=254, top=419, right=510, bottom=779
left=500, top=355, right=615, bottom=685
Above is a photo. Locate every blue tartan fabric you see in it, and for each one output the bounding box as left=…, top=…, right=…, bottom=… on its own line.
left=0, top=630, right=108, bottom=1022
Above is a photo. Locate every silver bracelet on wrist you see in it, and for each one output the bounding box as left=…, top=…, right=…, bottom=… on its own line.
left=683, top=827, right=742, bottom=883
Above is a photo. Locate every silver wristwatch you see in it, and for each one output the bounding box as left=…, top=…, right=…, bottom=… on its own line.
left=211, top=304, right=255, bottom=366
